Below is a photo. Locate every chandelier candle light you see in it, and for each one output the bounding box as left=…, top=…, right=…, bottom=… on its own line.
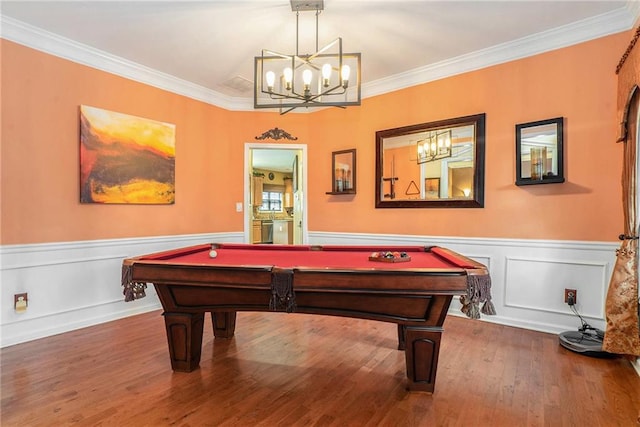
left=254, top=0, right=361, bottom=114
left=416, top=130, right=453, bottom=164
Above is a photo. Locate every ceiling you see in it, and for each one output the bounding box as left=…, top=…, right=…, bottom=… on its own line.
left=2, top=1, right=637, bottom=111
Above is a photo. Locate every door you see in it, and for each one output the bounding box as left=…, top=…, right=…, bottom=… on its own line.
left=291, top=153, right=303, bottom=244
left=244, top=143, right=307, bottom=244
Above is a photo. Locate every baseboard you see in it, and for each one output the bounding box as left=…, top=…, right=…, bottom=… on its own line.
left=2, top=298, right=162, bottom=347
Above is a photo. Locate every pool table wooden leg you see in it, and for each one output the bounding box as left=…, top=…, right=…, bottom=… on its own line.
left=162, top=312, right=204, bottom=372
left=403, top=326, right=443, bottom=393
left=397, top=324, right=406, bottom=350
left=211, top=311, right=237, bottom=339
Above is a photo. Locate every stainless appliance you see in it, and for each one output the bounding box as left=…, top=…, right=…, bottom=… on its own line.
left=261, top=220, right=273, bottom=244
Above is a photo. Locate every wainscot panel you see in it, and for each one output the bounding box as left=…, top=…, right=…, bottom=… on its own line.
left=0, top=232, right=243, bottom=347
left=1, top=231, right=617, bottom=347
left=309, top=232, right=617, bottom=335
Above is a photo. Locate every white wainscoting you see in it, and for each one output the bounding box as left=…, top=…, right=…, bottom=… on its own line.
left=309, top=232, right=618, bottom=335
left=0, top=232, right=242, bottom=348
left=1, top=231, right=618, bottom=348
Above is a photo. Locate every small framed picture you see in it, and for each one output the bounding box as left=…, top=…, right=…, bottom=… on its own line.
left=425, top=177, right=440, bottom=199
left=515, top=117, right=565, bottom=186
left=330, top=149, right=356, bottom=193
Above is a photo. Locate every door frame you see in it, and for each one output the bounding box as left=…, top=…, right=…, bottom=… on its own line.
left=244, top=143, right=308, bottom=244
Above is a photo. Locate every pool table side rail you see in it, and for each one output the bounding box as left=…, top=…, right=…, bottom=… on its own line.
left=121, top=243, right=493, bottom=318
left=131, top=243, right=213, bottom=261
left=124, top=261, right=477, bottom=293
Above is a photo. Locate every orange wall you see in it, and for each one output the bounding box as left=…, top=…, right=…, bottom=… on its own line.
left=0, top=40, right=308, bottom=244
left=308, top=31, right=629, bottom=241
left=0, top=31, right=630, bottom=245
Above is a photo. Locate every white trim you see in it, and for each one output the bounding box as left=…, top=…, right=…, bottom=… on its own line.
left=503, top=256, right=609, bottom=318
left=1, top=6, right=636, bottom=111
left=244, top=143, right=309, bottom=244
left=0, top=16, right=252, bottom=111
left=309, top=231, right=618, bottom=336
left=628, top=0, right=640, bottom=27
left=2, top=297, right=127, bottom=326
left=0, top=231, right=240, bottom=255
left=0, top=231, right=619, bottom=347
left=3, top=300, right=162, bottom=347
left=2, top=254, right=127, bottom=270
left=308, top=231, right=618, bottom=252
left=364, top=7, right=635, bottom=99
left=0, top=232, right=244, bottom=348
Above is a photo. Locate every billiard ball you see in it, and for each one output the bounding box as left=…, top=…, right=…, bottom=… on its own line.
left=209, top=250, right=217, bottom=258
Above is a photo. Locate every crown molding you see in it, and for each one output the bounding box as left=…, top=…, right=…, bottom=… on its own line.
left=1, top=5, right=637, bottom=112
left=628, top=0, right=640, bottom=26
left=362, top=5, right=638, bottom=99
left=0, top=15, right=254, bottom=111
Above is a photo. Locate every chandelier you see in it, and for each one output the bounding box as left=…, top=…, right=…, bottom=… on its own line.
left=254, top=0, right=361, bottom=114
left=416, top=130, right=452, bottom=164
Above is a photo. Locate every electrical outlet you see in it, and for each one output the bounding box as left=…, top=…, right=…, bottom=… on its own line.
left=564, top=288, right=577, bottom=305
left=14, top=293, right=28, bottom=313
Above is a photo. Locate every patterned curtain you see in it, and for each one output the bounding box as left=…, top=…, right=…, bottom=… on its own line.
left=602, top=27, right=640, bottom=356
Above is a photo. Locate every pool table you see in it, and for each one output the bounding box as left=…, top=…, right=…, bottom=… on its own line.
left=122, top=243, right=493, bottom=392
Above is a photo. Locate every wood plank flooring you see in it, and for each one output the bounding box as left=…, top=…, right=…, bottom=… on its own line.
left=2, top=311, right=639, bottom=426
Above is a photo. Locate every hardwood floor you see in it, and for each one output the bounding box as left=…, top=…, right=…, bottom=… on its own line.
left=2, top=311, right=639, bottom=426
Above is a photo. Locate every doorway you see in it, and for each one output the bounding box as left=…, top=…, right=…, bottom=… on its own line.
left=244, top=143, right=308, bottom=244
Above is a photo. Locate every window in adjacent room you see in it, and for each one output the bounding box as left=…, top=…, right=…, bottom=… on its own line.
left=260, top=191, right=283, bottom=212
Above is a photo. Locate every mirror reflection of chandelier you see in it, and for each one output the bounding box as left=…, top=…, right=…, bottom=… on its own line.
left=416, top=130, right=453, bottom=164
left=254, top=0, right=361, bottom=114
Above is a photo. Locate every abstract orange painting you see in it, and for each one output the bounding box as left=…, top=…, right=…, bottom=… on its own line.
left=80, top=105, right=176, bottom=204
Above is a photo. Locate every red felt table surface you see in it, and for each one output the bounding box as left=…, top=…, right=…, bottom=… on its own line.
left=141, top=244, right=472, bottom=270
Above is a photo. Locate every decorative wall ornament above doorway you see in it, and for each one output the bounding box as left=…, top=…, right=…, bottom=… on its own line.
left=255, top=127, right=298, bottom=141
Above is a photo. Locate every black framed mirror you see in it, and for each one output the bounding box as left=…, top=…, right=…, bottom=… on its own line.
left=375, top=113, right=486, bottom=208
left=515, top=117, right=564, bottom=186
